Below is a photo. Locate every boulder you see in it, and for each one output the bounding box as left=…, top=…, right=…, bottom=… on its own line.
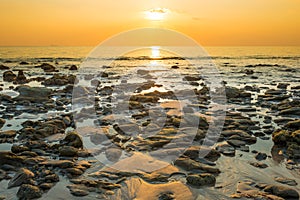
left=62, top=131, right=83, bottom=148
left=0, top=151, right=24, bottom=166
left=264, top=185, right=299, bottom=199
left=59, top=146, right=78, bottom=157
left=69, top=65, right=78, bottom=70
left=0, top=118, right=5, bottom=129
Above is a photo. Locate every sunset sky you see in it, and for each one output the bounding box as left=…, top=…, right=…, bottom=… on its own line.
left=1, top=0, right=299, bottom=46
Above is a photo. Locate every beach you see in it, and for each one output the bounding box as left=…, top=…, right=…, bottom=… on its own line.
left=0, top=46, right=299, bottom=199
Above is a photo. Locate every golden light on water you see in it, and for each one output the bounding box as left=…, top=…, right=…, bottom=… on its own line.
left=151, top=46, right=161, bottom=58
left=145, top=8, right=170, bottom=21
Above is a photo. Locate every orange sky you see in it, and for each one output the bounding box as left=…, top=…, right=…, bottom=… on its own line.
left=1, top=0, right=299, bottom=46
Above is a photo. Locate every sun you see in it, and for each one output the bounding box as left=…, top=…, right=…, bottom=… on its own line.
left=145, top=8, right=170, bottom=21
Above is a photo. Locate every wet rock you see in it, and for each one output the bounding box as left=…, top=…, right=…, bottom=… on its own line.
left=285, top=119, right=300, bottom=130
left=11, top=145, right=30, bottom=153
left=17, top=184, right=42, bottom=199
left=69, top=65, right=78, bottom=70
left=40, top=160, right=74, bottom=169
left=3, top=71, right=16, bottom=82
left=66, top=168, right=84, bottom=176
left=216, top=143, right=235, bottom=156
left=264, top=185, right=299, bottom=199
left=274, top=177, right=297, bottom=186
left=186, top=173, right=216, bottom=187
left=14, top=85, right=52, bottom=103
left=272, top=130, right=289, bottom=146
left=227, top=139, right=246, bottom=147
left=255, top=152, right=267, bottom=161
left=0, top=64, right=9, bottom=70
left=43, top=74, right=75, bottom=86
left=59, top=146, right=78, bottom=157
left=62, top=131, right=83, bottom=148
left=44, top=174, right=59, bottom=183
left=67, top=184, right=89, bottom=196
left=174, top=157, right=220, bottom=174
left=279, top=107, right=300, bottom=116
left=0, top=151, right=24, bottom=166
left=39, top=183, right=54, bottom=190
left=36, top=63, right=57, bottom=72
left=249, top=162, right=268, bottom=168
left=8, top=168, right=35, bottom=188
left=15, top=70, right=27, bottom=84
left=0, top=130, right=16, bottom=138
left=277, top=83, right=289, bottom=89
left=0, top=118, right=6, bottom=129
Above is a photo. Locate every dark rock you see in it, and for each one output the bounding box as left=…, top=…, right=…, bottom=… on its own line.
left=39, top=160, right=74, bottom=169
left=249, top=162, right=268, bottom=168
left=59, top=146, right=78, bottom=157
left=0, top=151, right=24, bottom=166
left=216, top=143, right=235, bottom=156
left=3, top=71, right=16, bottom=82
left=255, top=152, right=268, bottom=161
left=15, top=70, right=27, bottom=84
left=17, top=184, right=42, bottom=199
left=0, top=118, right=6, bottom=129
left=14, top=85, right=52, bottom=103
left=69, top=65, right=78, bottom=70
left=274, top=177, right=297, bottom=186
left=8, top=168, right=35, bottom=188
left=174, top=157, right=220, bottom=173
left=285, top=119, right=300, bottom=130
left=279, top=107, right=300, bottom=116
left=0, top=64, right=9, bottom=70
left=67, top=184, right=89, bottom=196
left=36, top=63, right=57, bottom=72
left=264, top=185, right=299, bottom=199
left=186, top=173, right=216, bottom=187
left=62, top=131, right=83, bottom=148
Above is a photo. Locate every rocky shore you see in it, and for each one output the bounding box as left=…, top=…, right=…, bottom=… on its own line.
left=0, top=60, right=299, bottom=200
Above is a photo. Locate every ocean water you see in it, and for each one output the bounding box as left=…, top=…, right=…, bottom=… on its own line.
left=0, top=46, right=300, bottom=199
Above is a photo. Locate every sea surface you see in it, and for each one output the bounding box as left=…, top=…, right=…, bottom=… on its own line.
left=0, top=46, right=299, bottom=199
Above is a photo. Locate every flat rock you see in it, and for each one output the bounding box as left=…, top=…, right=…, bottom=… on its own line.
left=274, top=177, right=298, bottom=186
left=8, top=168, right=35, bottom=188
left=264, top=184, right=299, bottom=199
left=17, top=184, right=42, bottom=199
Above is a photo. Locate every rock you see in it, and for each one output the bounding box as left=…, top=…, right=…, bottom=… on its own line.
left=14, top=85, right=52, bottom=103
left=39, top=183, right=54, bottom=190
left=277, top=83, right=289, bottom=89
left=0, top=64, right=9, bottom=70
left=285, top=119, right=300, bottom=130
left=274, top=177, right=297, bottom=186
left=62, top=131, right=83, bottom=148
left=186, top=173, right=216, bottom=187
left=279, top=107, right=300, bottom=116
left=66, top=168, right=84, bottom=176
left=17, top=184, right=42, bottom=199
left=43, top=74, right=75, bottom=86
left=264, top=185, right=299, bottom=199
left=69, top=65, right=78, bottom=70
left=272, top=130, right=290, bottom=146
left=0, top=151, right=24, bottom=166
left=0, top=130, right=16, bottom=138
left=216, top=143, right=235, bottom=156
left=36, top=63, right=57, bottom=72
left=0, top=118, right=6, bottom=129
left=40, top=160, right=74, bottom=169
left=59, top=146, right=78, bottom=157
left=15, top=70, right=27, bottom=84
left=171, top=65, right=179, bottom=69
left=3, top=71, right=16, bottom=82
left=8, top=168, right=35, bottom=188
left=11, top=145, right=30, bottom=153
left=174, top=157, right=220, bottom=173
left=67, top=184, right=89, bottom=196
left=227, top=139, right=246, bottom=147
left=44, top=174, right=59, bottom=183
left=255, top=152, right=268, bottom=161
left=20, top=61, right=29, bottom=65
left=249, top=162, right=268, bottom=168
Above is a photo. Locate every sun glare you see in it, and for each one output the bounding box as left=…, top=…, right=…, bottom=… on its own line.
left=151, top=46, right=161, bottom=58
left=145, top=8, right=169, bottom=21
